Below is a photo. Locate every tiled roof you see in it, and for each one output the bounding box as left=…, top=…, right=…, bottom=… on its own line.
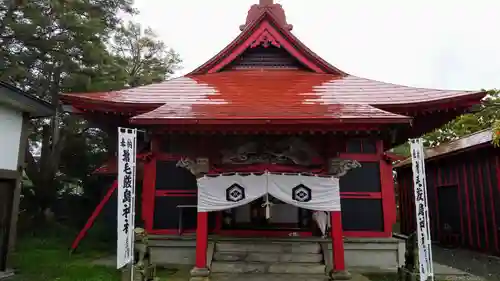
left=131, top=101, right=409, bottom=124
left=62, top=70, right=479, bottom=110
left=394, top=129, right=494, bottom=168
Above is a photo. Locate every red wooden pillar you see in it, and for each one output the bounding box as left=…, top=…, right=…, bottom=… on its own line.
left=195, top=211, right=209, bottom=269
left=191, top=211, right=210, bottom=278
left=331, top=211, right=346, bottom=271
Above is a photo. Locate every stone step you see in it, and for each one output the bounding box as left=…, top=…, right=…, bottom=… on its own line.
left=210, top=261, right=326, bottom=275
left=215, top=242, right=321, bottom=254
left=269, top=262, right=326, bottom=274
left=211, top=261, right=268, bottom=273
left=209, top=273, right=330, bottom=281
left=214, top=251, right=323, bottom=263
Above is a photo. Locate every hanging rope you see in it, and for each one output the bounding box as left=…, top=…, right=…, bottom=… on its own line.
left=261, top=170, right=272, bottom=219
left=261, top=193, right=273, bottom=219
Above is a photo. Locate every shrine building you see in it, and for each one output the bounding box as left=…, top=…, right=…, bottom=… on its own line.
left=396, top=129, right=500, bottom=257
left=62, top=1, right=486, bottom=279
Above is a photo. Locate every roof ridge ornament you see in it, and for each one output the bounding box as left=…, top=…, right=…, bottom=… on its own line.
left=240, top=0, right=293, bottom=31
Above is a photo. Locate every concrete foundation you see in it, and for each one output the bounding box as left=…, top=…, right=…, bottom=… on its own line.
left=148, top=239, right=197, bottom=266
left=148, top=235, right=405, bottom=273
left=324, top=237, right=405, bottom=273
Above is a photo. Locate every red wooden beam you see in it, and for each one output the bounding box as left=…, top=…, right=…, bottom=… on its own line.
left=487, top=157, right=499, bottom=252
left=195, top=212, right=209, bottom=269
left=331, top=211, right=345, bottom=271
left=469, top=163, right=481, bottom=249
left=435, top=166, right=442, bottom=241
left=70, top=180, right=118, bottom=253
left=477, top=160, right=489, bottom=250
left=144, top=158, right=157, bottom=233
left=462, top=162, right=473, bottom=247
left=454, top=164, right=466, bottom=246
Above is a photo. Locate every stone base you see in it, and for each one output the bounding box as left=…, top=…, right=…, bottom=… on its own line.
left=121, top=264, right=158, bottom=281
left=189, top=277, right=210, bottom=281
left=330, top=270, right=352, bottom=280
left=190, top=267, right=210, bottom=277
left=0, top=270, right=15, bottom=280
left=398, top=267, right=419, bottom=281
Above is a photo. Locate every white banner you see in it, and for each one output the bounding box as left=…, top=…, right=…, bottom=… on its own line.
left=197, top=174, right=267, bottom=212
left=117, top=128, right=137, bottom=269
left=267, top=174, right=340, bottom=212
left=197, top=173, right=340, bottom=212
left=409, top=138, right=434, bottom=281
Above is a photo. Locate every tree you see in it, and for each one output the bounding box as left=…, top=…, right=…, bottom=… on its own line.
left=109, top=21, right=182, bottom=88
left=493, top=120, right=500, bottom=147
left=1, top=0, right=182, bottom=222
left=424, top=89, right=500, bottom=147
left=0, top=0, right=181, bottom=221
left=0, top=0, right=136, bottom=219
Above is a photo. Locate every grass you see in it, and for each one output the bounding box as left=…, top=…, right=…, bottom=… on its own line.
left=9, top=225, right=189, bottom=281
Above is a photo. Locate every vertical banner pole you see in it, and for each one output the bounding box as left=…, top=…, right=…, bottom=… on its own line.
left=409, top=138, right=434, bottom=281
left=117, top=127, right=138, bottom=281
left=417, top=140, right=434, bottom=280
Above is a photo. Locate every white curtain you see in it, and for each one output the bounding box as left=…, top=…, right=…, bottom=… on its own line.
left=197, top=174, right=267, bottom=212
left=267, top=174, right=340, bottom=212
left=197, top=173, right=340, bottom=212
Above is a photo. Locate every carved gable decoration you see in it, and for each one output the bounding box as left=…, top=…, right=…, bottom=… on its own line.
left=220, top=137, right=322, bottom=166
left=251, top=29, right=280, bottom=48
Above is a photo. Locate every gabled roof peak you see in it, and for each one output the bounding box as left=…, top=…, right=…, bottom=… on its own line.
left=240, top=0, right=293, bottom=31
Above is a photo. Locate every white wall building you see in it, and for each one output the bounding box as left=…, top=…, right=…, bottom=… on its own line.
left=0, top=81, right=53, bottom=279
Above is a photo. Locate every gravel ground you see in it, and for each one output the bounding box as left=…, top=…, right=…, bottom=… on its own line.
left=432, top=245, right=500, bottom=281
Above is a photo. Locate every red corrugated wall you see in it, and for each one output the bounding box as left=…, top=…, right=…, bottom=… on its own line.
left=396, top=145, right=500, bottom=256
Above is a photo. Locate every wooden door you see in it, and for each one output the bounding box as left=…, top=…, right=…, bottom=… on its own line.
left=437, top=185, right=461, bottom=246
left=0, top=180, right=14, bottom=271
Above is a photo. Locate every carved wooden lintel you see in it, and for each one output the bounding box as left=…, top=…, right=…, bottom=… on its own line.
left=328, top=158, right=362, bottom=177
left=176, top=157, right=206, bottom=179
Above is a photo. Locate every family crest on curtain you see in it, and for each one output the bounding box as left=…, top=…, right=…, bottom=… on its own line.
left=196, top=172, right=341, bottom=212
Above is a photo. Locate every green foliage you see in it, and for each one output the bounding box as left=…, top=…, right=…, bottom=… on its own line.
left=110, top=21, right=182, bottom=88
left=0, top=0, right=181, bottom=222
left=391, top=144, right=411, bottom=158
left=493, top=120, right=500, bottom=147
left=11, top=228, right=188, bottom=281
left=423, top=89, right=500, bottom=147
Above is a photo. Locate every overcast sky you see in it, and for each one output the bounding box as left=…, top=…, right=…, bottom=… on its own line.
left=129, top=0, right=500, bottom=91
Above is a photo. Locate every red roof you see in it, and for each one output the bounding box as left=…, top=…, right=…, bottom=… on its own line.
left=63, top=70, right=480, bottom=110
left=128, top=70, right=411, bottom=124
left=61, top=1, right=485, bottom=127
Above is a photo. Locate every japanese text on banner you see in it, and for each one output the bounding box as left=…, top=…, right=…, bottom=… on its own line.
left=410, top=138, right=434, bottom=281
left=117, top=128, right=137, bottom=269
